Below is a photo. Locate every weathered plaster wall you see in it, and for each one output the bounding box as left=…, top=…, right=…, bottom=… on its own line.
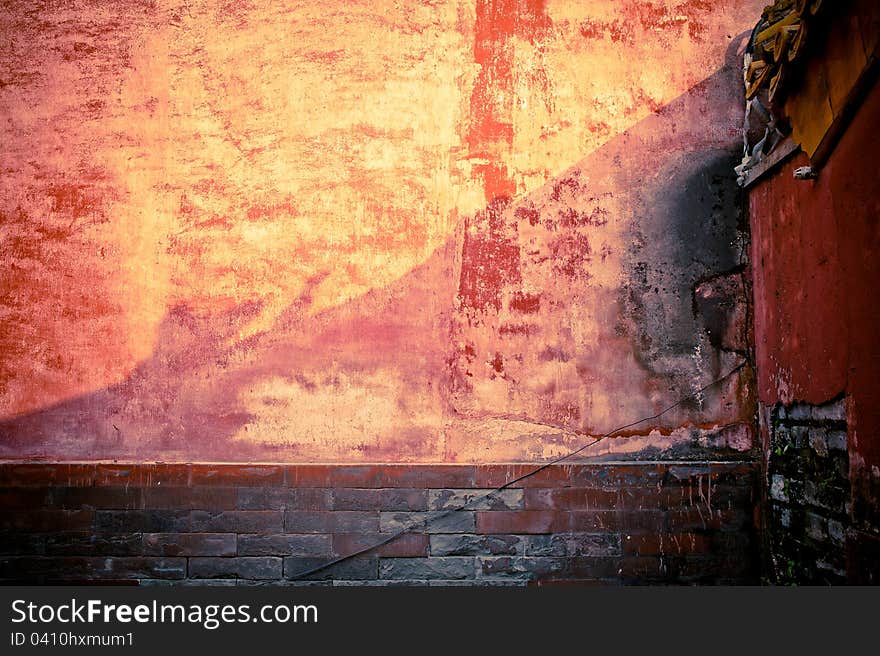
left=1, top=1, right=765, bottom=462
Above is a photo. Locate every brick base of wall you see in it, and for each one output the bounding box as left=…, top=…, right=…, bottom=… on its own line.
left=763, top=397, right=852, bottom=584
left=0, top=461, right=759, bottom=585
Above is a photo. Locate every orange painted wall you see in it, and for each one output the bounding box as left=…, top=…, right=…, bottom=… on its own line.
left=0, top=1, right=766, bottom=462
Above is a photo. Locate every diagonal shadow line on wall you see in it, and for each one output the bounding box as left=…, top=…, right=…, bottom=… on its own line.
left=0, top=36, right=754, bottom=463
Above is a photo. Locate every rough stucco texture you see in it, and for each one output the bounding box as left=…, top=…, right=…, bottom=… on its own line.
left=0, top=1, right=766, bottom=462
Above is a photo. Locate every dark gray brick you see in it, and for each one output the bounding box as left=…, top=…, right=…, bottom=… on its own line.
left=788, top=404, right=813, bottom=422
left=156, top=579, right=240, bottom=587
left=827, top=520, right=846, bottom=544
left=808, top=428, right=829, bottom=457
left=46, top=532, right=143, bottom=556
left=238, top=534, right=331, bottom=556
left=428, top=489, right=523, bottom=511
left=0, top=532, right=45, bottom=555
left=429, top=534, right=522, bottom=556
left=284, top=511, right=378, bottom=533
left=237, top=488, right=331, bottom=511
left=191, top=511, right=282, bottom=533
left=283, top=556, right=378, bottom=580
left=827, top=430, right=847, bottom=451
left=477, top=556, right=568, bottom=580
left=51, top=486, right=142, bottom=509
left=812, top=400, right=846, bottom=422
left=379, top=511, right=475, bottom=534
left=142, top=486, right=237, bottom=510
left=189, top=557, right=282, bottom=580
left=524, top=533, right=621, bottom=557
left=770, top=475, right=788, bottom=502
left=379, top=557, right=474, bottom=580
left=331, top=579, right=428, bottom=587
left=429, top=579, right=527, bottom=587
left=332, top=489, right=427, bottom=511
left=143, top=533, right=236, bottom=557
left=0, top=557, right=185, bottom=580
left=96, top=510, right=189, bottom=533
left=0, top=510, right=94, bottom=532
left=805, top=512, right=828, bottom=541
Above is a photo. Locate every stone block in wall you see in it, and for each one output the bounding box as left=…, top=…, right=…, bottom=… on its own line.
left=46, top=532, right=144, bottom=556
left=427, top=489, right=523, bottom=511
left=51, top=486, right=142, bottom=510
left=191, top=511, right=282, bottom=533
left=237, top=488, right=331, bottom=511
left=0, top=510, right=93, bottom=532
left=808, top=428, right=830, bottom=457
left=770, top=474, right=789, bottom=502
left=524, top=533, right=621, bottom=557
left=189, top=557, right=282, bottom=580
left=237, top=534, right=331, bottom=557
left=283, top=556, right=378, bottom=581
left=143, top=533, right=236, bottom=557
left=812, top=399, right=847, bottom=423
left=379, top=557, right=475, bottom=580
left=0, top=533, right=46, bottom=556
left=333, top=488, right=427, bottom=511
left=429, top=534, right=523, bottom=556
left=332, top=533, right=429, bottom=558
left=379, top=511, right=475, bottom=534
left=144, top=486, right=237, bottom=510
left=477, top=556, right=568, bottom=581
left=284, top=511, right=379, bottom=534
left=95, top=510, right=189, bottom=533
left=827, top=430, right=847, bottom=452
left=0, top=556, right=186, bottom=581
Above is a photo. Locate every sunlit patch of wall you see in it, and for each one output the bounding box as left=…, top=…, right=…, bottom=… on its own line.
left=1, top=0, right=766, bottom=462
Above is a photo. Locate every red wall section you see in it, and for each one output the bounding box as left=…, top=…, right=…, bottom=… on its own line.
left=749, top=79, right=880, bottom=523
left=749, top=158, right=848, bottom=405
